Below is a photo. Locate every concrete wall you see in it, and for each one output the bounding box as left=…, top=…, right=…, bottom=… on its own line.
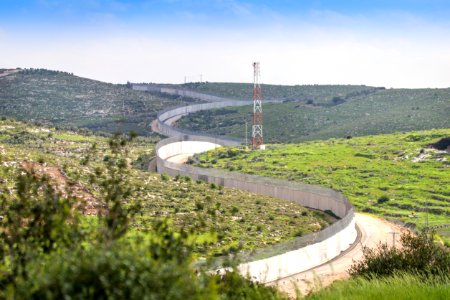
left=132, top=83, right=245, bottom=102
left=156, top=136, right=357, bottom=282
left=238, top=217, right=356, bottom=282
left=156, top=101, right=249, bottom=145
left=149, top=86, right=357, bottom=283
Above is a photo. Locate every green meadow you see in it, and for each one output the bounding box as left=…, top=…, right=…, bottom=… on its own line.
left=303, top=273, right=450, bottom=300
left=193, top=129, right=450, bottom=244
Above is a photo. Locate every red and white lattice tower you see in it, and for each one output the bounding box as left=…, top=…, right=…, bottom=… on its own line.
left=252, top=62, right=264, bottom=150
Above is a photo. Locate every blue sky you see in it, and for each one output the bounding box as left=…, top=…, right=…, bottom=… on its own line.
left=1, top=0, right=450, bottom=87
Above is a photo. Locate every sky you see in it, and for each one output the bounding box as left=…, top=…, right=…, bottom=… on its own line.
left=1, top=0, right=450, bottom=88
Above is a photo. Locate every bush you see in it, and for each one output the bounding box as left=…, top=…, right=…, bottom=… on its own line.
left=160, top=173, right=169, bottom=181
left=377, top=195, right=389, bottom=204
left=13, top=243, right=210, bottom=300
left=195, top=202, right=204, bottom=211
left=349, top=230, right=450, bottom=278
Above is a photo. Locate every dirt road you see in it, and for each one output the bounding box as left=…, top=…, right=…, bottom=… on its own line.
left=269, top=213, right=406, bottom=298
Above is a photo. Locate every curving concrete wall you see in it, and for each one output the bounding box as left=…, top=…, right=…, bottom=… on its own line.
left=156, top=136, right=357, bottom=282
left=156, top=101, right=250, bottom=144
left=150, top=86, right=357, bottom=283
left=238, top=218, right=356, bottom=282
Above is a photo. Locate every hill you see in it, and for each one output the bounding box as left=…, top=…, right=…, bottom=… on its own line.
left=192, top=129, right=450, bottom=245
left=0, top=68, right=197, bottom=136
left=0, top=118, right=332, bottom=257
left=176, top=83, right=450, bottom=143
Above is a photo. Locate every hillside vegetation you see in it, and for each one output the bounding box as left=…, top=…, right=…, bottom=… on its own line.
left=0, top=68, right=197, bottom=136
left=304, top=273, right=449, bottom=300
left=177, top=83, right=450, bottom=143
left=0, top=118, right=332, bottom=257
left=179, top=82, right=383, bottom=103
left=192, top=129, right=450, bottom=244
left=1, top=120, right=289, bottom=299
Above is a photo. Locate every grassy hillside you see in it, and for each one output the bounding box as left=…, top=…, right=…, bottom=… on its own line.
left=177, top=83, right=450, bottom=143
left=0, top=118, right=332, bottom=257
left=192, top=129, right=450, bottom=244
left=304, top=274, right=449, bottom=300
left=0, top=68, right=197, bottom=136
left=179, top=82, right=383, bottom=104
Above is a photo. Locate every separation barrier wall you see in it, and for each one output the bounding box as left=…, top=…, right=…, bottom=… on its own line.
left=156, top=99, right=284, bottom=143
left=149, top=86, right=357, bottom=282
left=156, top=101, right=250, bottom=144
left=156, top=135, right=357, bottom=282
left=132, top=83, right=242, bottom=102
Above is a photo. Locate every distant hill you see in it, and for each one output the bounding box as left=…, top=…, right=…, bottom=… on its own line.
left=179, top=82, right=384, bottom=104
left=176, top=82, right=450, bottom=143
left=0, top=68, right=197, bottom=136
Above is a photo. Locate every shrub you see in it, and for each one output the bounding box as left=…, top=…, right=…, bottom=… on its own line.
left=195, top=202, right=204, bottom=211
left=295, top=229, right=305, bottom=237
left=349, top=230, right=450, bottom=278
left=377, top=195, right=390, bottom=204
left=160, top=173, right=169, bottom=181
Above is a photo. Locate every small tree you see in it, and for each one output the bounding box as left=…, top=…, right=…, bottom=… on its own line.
left=0, top=171, right=81, bottom=284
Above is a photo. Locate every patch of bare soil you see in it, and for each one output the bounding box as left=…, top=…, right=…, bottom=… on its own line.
left=21, top=161, right=105, bottom=215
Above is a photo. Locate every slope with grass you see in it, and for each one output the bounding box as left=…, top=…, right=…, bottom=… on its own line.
left=177, top=83, right=450, bottom=143
left=0, top=118, right=333, bottom=257
left=192, top=129, right=450, bottom=244
left=304, top=273, right=449, bottom=300
left=0, top=68, right=198, bottom=136
left=178, top=82, right=383, bottom=104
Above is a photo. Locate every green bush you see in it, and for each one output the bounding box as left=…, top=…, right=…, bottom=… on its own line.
left=12, top=242, right=210, bottom=300
left=377, top=195, right=390, bottom=204
left=349, top=230, right=450, bottom=278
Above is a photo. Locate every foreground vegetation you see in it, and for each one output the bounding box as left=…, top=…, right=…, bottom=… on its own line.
left=0, top=68, right=197, bottom=136
left=177, top=83, right=450, bottom=143
left=305, top=273, right=449, bottom=300
left=0, top=131, right=287, bottom=299
left=0, top=118, right=331, bottom=257
left=306, top=229, right=449, bottom=299
left=193, top=129, right=450, bottom=244
left=1, top=120, right=448, bottom=299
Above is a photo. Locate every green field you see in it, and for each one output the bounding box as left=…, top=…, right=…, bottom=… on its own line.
left=304, top=273, right=449, bottom=300
left=177, top=83, right=450, bottom=143
left=193, top=129, right=450, bottom=244
left=0, top=68, right=197, bottom=136
left=0, top=119, right=332, bottom=257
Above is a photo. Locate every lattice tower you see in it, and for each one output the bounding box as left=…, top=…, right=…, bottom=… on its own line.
left=252, top=62, right=264, bottom=149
